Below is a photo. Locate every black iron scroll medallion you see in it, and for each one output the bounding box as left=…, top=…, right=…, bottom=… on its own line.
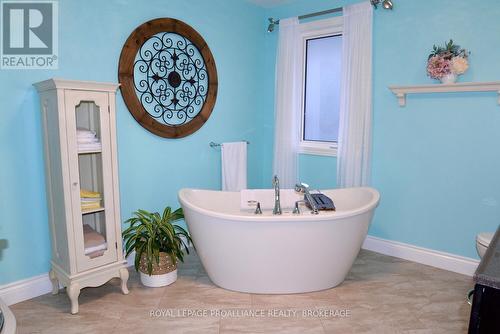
left=119, top=18, right=218, bottom=138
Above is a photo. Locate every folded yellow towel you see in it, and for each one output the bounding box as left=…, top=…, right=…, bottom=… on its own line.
left=80, top=189, right=101, bottom=198
left=81, top=199, right=101, bottom=205
left=81, top=202, right=102, bottom=211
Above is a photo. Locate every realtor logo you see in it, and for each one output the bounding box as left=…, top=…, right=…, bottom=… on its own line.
left=1, top=0, right=58, bottom=69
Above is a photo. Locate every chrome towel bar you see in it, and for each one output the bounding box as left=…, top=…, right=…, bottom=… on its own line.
left=209, top=141, right=250, bottom=148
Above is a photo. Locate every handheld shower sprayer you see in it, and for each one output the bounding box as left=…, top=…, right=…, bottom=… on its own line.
left=295, top=183, right=319, bottom=214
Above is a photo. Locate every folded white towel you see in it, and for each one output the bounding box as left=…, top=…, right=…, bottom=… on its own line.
left=78, top=137, right=100, bottom=144
left=221, top=142, right=247, bottom=191
left=77, top=133, right=96, bottom=139
left=240, top=189, right=303, bottom=210
left=83, top=224, right=107, bottom=255
left=80, top=197, right=102, bottom=204
left=78, top=142, right=102, bottom=151
left=77, top=128, right=100, bottom=146
left=84, top=243, right=107, bottom=255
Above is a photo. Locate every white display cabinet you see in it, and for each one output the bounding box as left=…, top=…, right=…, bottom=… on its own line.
left=34, top=79, right=129, bottom=314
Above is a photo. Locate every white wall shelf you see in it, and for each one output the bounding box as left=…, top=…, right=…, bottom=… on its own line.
left=388, top=81, right=500, bottom=107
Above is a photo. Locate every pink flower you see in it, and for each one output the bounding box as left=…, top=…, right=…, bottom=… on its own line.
left=427, top=55, right=451, bottom=79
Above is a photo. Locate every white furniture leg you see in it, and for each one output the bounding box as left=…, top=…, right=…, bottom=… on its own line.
left=119, top=267, right=130, bottom=295
left=67, top=282, right=81, bottom=314
left=49, top=269, right=59, bottom=295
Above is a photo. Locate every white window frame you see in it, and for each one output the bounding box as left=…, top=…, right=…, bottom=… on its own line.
left=298, top=16, right=343, bottom=157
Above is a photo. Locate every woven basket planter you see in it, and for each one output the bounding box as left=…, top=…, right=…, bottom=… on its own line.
left=139, top=252, right=177, bottom=287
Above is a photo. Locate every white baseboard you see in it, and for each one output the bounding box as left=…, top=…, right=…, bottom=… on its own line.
left=0, top=273, right=53, bottom=306
left=0, top=254, right=136, bottom=306
left=1, top=240, right=479, bottom=306
left=362, top=235, right=479, bottom=276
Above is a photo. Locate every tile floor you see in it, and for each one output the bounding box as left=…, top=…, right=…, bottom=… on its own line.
left=11, top=250, right=473, bottom=333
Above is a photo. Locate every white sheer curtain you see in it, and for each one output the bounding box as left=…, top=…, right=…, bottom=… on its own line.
left=337, top=2, right=373, bottom=188
left=273, top=17, right=300, bottom=188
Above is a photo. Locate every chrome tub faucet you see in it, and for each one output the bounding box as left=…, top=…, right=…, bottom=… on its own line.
left=295, top=183, right=319, bottom=215
left=272, top=175, right=282, bottom=215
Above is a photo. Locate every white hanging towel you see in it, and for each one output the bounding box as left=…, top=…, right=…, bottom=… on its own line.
left=221, top=142, right=247, bottom=191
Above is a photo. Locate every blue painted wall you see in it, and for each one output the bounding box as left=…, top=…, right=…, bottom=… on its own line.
left=264, top=0, right=500, bottom=259
left=2, top=0, right=500, bottom=286
left=0, top=0, right=267, bottom=285
left=370, top=0, right=500, bottom=258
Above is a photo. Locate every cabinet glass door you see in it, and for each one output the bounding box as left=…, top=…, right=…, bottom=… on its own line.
left=65, top=91, right=118, bottom=273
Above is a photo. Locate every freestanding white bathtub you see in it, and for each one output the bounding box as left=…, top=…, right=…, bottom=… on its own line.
left=178, top=187, right=380, bottom=294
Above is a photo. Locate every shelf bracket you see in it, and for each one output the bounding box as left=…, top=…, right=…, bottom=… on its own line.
left=396, top=93, right=406, bottom=107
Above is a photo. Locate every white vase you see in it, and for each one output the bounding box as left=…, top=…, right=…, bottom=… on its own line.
left=138, top=252, right=177, bottom=287
left=440, top=73, right=457, bottom=84
left=140, top=269, right=178, bottom=287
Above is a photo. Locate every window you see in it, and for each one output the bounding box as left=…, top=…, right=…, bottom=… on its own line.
left=299, top=17, right=343, bottom=156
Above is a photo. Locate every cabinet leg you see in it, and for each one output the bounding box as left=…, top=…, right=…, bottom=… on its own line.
left=67, top=282, right=80, bottom=314
left=49, top=269, right=59, bottom=295
left=119, top=267, right=130, bottom=295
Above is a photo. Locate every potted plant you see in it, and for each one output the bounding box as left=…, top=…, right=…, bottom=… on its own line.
left=122, top=206, right=192, bottom=287
left=427, top=39, right=470, bottom=84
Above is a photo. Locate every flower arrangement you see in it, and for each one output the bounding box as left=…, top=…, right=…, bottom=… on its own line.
left=427, top=40, right=469, bottom=83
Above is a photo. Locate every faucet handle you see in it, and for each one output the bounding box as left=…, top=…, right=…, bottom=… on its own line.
left=295, top=182, right=310, bottom=193
left=293, top=201, right=301, bottom=214
left=254, top=202, right=262, bottom=215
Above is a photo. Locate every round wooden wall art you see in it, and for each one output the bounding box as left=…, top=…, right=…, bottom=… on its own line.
left=118, top=18, right=218, bottom=138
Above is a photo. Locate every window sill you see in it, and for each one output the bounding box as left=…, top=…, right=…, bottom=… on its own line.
left=299, top=143, right=337, bottom=157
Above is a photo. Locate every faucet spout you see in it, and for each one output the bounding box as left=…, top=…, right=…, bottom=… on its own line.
left=272, top=175, right=282, bottom=215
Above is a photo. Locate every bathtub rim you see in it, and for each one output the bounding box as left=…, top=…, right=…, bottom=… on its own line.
left=178, top=187, right=380, bottom=222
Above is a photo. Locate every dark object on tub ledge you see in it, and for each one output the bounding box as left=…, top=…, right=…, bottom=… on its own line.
left=469, top=224, right=500, bottom=334
left=305, top=194, right=336, bottom=211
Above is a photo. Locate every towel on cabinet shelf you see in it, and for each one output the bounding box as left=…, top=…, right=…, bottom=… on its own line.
left=80, top=189, right=101, bottom=198
left=78, top=143, right=102, bottom=151
left=77, top=128, right=98, bottom=142
left=77, top=128, right=101, bottom=151
left=80, top=189, right=102, bottom=211
left=83, top=224, right=107, bottom=258
left=81, top=201, right=102, bottom=211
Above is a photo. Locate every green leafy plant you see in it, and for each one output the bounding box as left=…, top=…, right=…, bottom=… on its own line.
left=122, top=206, right=192, bottom=275
left=428, top=39, right=469, bottom=60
